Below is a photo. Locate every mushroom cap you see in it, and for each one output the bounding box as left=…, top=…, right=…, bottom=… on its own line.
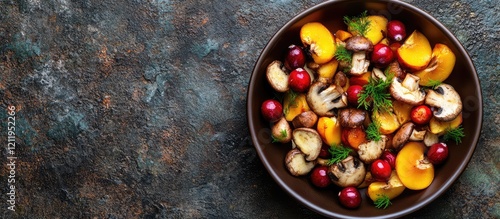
left=345, top=35, right=373, bottom=52
left=358, top=135, right=388, bottom=164
left=292, top=111, right=318, bottom=129
left=425, top=84, right=462, bottom=121
left=392, top=122, right=414, bottom=150
left=266, top=60, right=289, bottom=92
left=338, top=108, right=367, bottom=128
left=390, top=74, right=426, bottom=105
left=285, top=148, right=315, bottom=176
left=271, top=117, right=292, bottom=143
left=328, top=155, right=366, bottom=187
left=292, top=128, right=322, bottom=161
left=307, top=81, right=348, bottom=117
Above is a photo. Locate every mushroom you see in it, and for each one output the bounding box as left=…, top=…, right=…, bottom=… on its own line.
left=392, top=122, right=414, bottom=150
left=271, top=117, right=292, bottom=143
left=425, top=83, right=462, bottom=121
left=292, top=111, right=318, bottom=129
left=390, top=73, right=426, bottom=105
left=285, top=148, right=315, bottom=176
left=371, top=68, right=387, bottom=81
left=409, top=129, right=426, bottom=141
left=328, top=155, right=366, bottom=187
left=358, top=135, right=388, bottom=164
left=423, top=131, right=439, bottom=147
left=266, top=60, right=289, bottom=92
left=345, top=36, right=373, bottom=76
left=292, top=128, right=322, bottom=161
left=306, top=81, right=348, bottom=117
left=333, top=71, right=348, bottom=88
left=338, top=108, right=367, bottom=128
left=386, top=61, right=406, bottom=80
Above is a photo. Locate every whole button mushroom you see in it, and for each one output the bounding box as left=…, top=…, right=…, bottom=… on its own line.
left=345, top=36, right=374, bottom=76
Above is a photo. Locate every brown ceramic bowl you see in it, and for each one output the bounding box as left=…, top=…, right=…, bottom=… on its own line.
left=247, top=0, right=482, bottom=218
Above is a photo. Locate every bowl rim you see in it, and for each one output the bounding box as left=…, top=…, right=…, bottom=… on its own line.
left=247, top=0, right=483, bottom=218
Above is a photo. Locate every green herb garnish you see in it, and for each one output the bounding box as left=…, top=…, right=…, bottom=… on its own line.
left=327, top=144, right=352, bottom=165
left=344, top=11, right=370, bottom=37
left=374, top=194, right=392, bottom=209
left=334, top=44, right=353, bottom=72
left=358, top=73, right=394, bottom=112
left=443, top=125, right=465, bottom=144
left=334, top=44, right=353, bottom=63
left=425, top=79, right=442, bottom=89
left=366, top=121, right=382, bottom=142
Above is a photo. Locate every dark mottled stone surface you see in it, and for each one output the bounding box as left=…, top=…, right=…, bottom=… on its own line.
left=0, top=0, right=497, bottom=218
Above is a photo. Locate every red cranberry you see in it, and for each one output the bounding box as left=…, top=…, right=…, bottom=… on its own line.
left=371, top=43, right=395, bottom=67
left=288, top=68, right=311, bottom=93
left=410, top=105, right=432, bottom=125
left=346, top=85, right=363, bottom=106
left=338, top=187, right=362, bottom=209
left=310, top=166, right=331, bottom=188
left=380, top=151, right=396, bottom=169
left=427, top=143, right=449, bottom=165
left=260, top=99, right=283, bottom=122
left=284, top=44, right=306, bottom=70
left=371, top=159, right=392, bottom=181
left=387, top=20, right=406, bottom=42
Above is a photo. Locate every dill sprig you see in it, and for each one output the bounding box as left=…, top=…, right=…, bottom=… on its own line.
left=443, top=125, right=465, bottom=144
left=366, top=121, right=382, bottom=142
left=344, top=11, right=371, bottom=37
left=334, top=44, right=353, bottom=63
left=425, top=79, right=442, bottom=89
left=374, top=194, right=392, bottom=209
left=334, top=44, right=353, bottom=72
left=358, top=74, right=394, bottom=113
left=327, top=144, right=352, bottom=165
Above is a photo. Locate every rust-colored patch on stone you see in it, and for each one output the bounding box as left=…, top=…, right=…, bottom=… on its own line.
left=102, top=95, right=111, bottom=109
left=98, top=46, right=114, bottom=74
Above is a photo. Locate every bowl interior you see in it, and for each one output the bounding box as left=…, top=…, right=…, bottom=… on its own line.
left=247, top=0, right=482, bottom=218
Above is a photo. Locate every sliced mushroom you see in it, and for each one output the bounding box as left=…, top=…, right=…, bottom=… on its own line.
left=266, top=60, right=289, bottom=92
left=338, top=108, right=367, bottom=128
left=423, top=131, right=439, bottom=147
left=345, top=36, right=373, bottom=76
left=271, top=117, right=292, bottom=143
left=392, top=122, right=414, bottom=150
left=292, top=128, right=322, bottom=161
left=358, top=135, right=388, bottom=164
left=307, top=81, right=348, bottom=117
left=409, top=129, right=426, bottom=141
left=285, top=148, right=315, bottom=176
left=425, top=84, right=462, bottom=121
left=371, top=68, right=387, bottom=81
left=390, top=73, right=426, bottom=105
left=292, top=111, right=318, bottom=129
left=328, top=155, right=366, bottom=187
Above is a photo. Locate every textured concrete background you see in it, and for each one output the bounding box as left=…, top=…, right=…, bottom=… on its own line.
left=0, top=0, right=498, bottom=218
